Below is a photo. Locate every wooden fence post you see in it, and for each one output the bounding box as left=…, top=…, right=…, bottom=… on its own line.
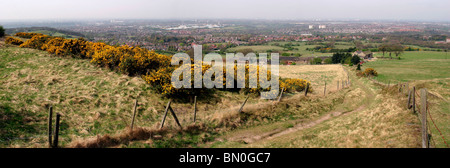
left=193, top=96, right=197, bottom=123
left=412, top=87, right=416, bottom=113
left=420, top=89, right=428, bottom=148
left=53, top=113, right=61, bottom=148
left=168, top=106, right=182, bottom=129
left=324, top=82, right=326, bottom=96
left=48, top=106, right=53, bottom=148
left=160, top=99, right=172, bottom=129
left=407, top=89, right=412, bottom=109
left=239, top=96, right=250, bottom=113
left=304, top=83, right=309, bottom=97
left=348, top=75, right=350, bottom=86
left=130, top=99, right=138, bottom=130
left=277, top=88, right=284, bottom=102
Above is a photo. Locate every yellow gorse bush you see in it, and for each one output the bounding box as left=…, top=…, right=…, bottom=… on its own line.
left=5, top=37, right=24, bottom=45
left=280, top=78, right=312, bottom=93
left=16, top=32, right=311, bottom=97
left=363, top=68, right=378, bottom=77
left=15, top=32, right=42, bottom=38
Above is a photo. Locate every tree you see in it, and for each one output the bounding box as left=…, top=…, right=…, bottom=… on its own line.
left=310, top=58, right=323, bottom=65
left=391, top=43, right=404, bottom=58
left=0, top=26, right=5, bottom=37
left=324, top=58, right=333, bottom=64
left=331, top=52, right=351, bottom=64
left=351, top=55, right=361, bottom=65
left=378, top=44, right=388, bottom=57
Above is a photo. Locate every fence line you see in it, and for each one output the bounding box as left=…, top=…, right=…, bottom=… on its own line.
left=410, top=88, right=449, bottom=148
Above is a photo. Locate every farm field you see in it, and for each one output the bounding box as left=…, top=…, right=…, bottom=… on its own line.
left=365, top=51, right=450, bottom=83
left=279, top=64, right=348, bottom=95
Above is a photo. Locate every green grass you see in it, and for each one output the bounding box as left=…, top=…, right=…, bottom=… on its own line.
left=364, top=51, right=450, bottom=83
left=0, top=46, right=165, bottom=147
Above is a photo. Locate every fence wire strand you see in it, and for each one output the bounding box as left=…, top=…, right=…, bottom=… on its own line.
left=427, top=101, right=450, bottom=148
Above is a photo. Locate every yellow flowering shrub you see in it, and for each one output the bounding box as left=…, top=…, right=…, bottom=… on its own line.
left=41, top=37, right=65, bottom=54
left=5, top=37, right=24, bottom=45
left=15, top=32, right=312, bottom=98
left=15, top=32, right=42, bottom=38
left=19, top=34, right=51, bottom=49
left=280, top=78, right=312, bottom=93
left=363, top=68, right=378, bottom=77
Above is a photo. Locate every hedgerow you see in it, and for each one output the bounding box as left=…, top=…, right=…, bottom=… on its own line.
left=15, top=32, right=311, bottom=98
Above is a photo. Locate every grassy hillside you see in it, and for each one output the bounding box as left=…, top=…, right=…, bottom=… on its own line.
left=0, top=44, right=165, bottom=147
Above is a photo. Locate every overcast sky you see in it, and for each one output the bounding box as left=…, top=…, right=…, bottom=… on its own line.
left=0, top=0, right=449, bottom=21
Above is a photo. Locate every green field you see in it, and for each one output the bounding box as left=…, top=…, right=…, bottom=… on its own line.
left=364, top=51, right=450, bottom=83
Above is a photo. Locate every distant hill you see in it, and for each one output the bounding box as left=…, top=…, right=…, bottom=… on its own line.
left=5, top=27, right=85, bottom=39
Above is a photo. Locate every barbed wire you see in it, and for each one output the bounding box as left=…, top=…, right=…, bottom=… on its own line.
left=427, top=101, right=449, bottom=148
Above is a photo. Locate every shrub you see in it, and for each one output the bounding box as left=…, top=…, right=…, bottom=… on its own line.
left=356, top=63, right=361, bottom=70
left=310, top=58, right=322, bottom=65
left=15, top=32, right=312, bottom=99
left=323, top=58, right=333, bottom=64
left=41, top=37, right=66, bottom=54
left=363, top=68, right=378, bottom=77
left=20, top=34, right=51, bottom=49
left=0, top=26, right=5, bottom=37
left=280, top=78, right=312, bottom=93
left=15, top=32, right=43, bottom=38
left=5, top=37, right=24, bottom=45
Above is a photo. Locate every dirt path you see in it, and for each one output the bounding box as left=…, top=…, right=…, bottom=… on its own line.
left=220, top=66, right=377, bottom=145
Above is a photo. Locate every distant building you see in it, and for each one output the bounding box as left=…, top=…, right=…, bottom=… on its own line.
left=447, top=38, right=450, bottom=43
left=309, top=25, right=314, bottom=29
left=319, top=25, right=326, bottom=29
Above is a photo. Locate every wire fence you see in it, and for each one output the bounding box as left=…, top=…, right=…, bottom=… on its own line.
left=413, top=89, right=449, bottom=148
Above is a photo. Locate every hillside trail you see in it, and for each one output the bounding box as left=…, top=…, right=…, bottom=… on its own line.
left=221, top=67, right=377, bottom=144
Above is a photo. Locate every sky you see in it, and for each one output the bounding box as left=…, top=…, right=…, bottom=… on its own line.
left=0, top=0, right=449, bottom=21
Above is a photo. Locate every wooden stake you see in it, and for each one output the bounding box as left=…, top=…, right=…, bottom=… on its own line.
left=412, top=87, right=416, bottom=113
left=48, top=106, right=53, bottom=148
left=193, top=96, right=197, bottom=123
left=239, top=96, right=250, bottom=113
left=160, top=99, right=172, bottom=129
left=53, top=113, right=61, bottom=148
left=130, top=99, right=138, bottom=130
left=420, top=89, right=428, bottom=148
left=168, top=106, right=182, bottom=129
left=324, top=82, right=326, bottom=96
left=304, top=83, right=309, bottom=97
left=277, top=88, right=284, bottom=102
left=407, top=90, right=412, bottom=109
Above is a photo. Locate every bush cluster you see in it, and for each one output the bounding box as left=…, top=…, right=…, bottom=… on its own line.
left=5, top=37, right=24, bottom=45
left=17, top=32, right=311, bottom=97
